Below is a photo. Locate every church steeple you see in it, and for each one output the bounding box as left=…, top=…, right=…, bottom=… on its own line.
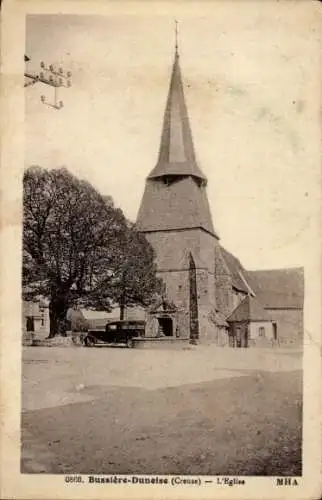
left=147, top=23, right=207, bottom=184
left=135, top=28, right=223, bottom=343
left=137, top=28, right=217, bottom=238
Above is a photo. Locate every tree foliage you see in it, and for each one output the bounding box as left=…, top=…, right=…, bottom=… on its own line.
left=94, top=223, right=163, bottom=319
left=23, top=166, right=162, bottom=336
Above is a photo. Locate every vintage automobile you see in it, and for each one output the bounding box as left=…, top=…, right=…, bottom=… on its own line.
left=83, top=320, right=145, bottom=348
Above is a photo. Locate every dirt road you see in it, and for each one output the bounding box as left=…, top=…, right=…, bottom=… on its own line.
left=21, top=346, right=302, bottom=475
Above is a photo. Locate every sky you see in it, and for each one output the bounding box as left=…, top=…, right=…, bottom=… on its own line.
left=24, top=3, right=321, bottom=271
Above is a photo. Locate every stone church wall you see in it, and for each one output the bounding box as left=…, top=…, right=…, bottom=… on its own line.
left=145, top=229, right=217, bottom=274
left=266, top=309, right=303, bottom=347
left=145, top=227, right=217, bottom=305
left=249, top=321, right=274, bottom=346
left=215, top=273, right=233, bottom=317
left=155, top=268, right=216, bottom=340
left=214, top=244, right=234, bottom=316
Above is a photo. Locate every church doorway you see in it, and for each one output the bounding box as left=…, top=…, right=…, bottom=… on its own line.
left=157, top=317, right=173, bottom=337
left=241, top=328, right=248, bottom=348
left=234, top=325, right=249, bottom=348
left=235, top=327, right=242, bottom=348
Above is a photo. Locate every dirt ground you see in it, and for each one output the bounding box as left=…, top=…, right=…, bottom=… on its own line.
left=21, top=345, right=302, bottom=475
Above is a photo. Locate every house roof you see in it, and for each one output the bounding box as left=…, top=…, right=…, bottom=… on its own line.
left=246, top=268, right=304, bottom=309
left=219, top=247, right=253, bottom=295
left=227, top=295, right=272, bottom=323
left=147, top=48, right=207, bottom=183
left=136, top=175, right=218, bottom=237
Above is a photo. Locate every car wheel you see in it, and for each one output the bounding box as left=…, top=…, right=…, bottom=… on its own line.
left=126, top=338, right=134, bottom=348
left=85, top=336, right=95, bottom=347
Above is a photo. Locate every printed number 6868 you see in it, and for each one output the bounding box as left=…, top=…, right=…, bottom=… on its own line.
left=64, top=475, right=83, bottom=483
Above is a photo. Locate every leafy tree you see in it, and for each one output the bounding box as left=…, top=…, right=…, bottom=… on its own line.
left=96, top=223, right=163, bottom=320
left=23, top=166, right=163, bottom=336
left=23, top=166, right=127, bottom=337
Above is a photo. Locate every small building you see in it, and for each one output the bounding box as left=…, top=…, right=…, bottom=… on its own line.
left=22, top=299, right=49, bottom=344
left=226, top=295, right=275, bottom=348
left=246, top=268, right=304, bottom=347
left=146, top=298, right=179, bottom=338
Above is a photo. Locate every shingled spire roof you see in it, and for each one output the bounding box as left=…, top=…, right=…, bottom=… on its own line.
left=137, top=33, right=218, bottom=238
left=147, top=42, right=207, bottom=183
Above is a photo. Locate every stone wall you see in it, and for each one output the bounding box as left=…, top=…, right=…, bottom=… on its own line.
left=266, top=308, right=303, bottom=347
left=144, top=228, right=219, bottom=342
left=145, top=228, right=217, bottom=273
left=214, top=245, right=248, bottom=318
left=198, top=306, right=229, bottom=345
left=214, top=244, right=233, bottom=316
left=249, top=321, right=274, bottom=347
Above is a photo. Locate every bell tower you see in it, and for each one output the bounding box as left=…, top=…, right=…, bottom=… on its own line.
left=136, top=27, right=219, bottom=341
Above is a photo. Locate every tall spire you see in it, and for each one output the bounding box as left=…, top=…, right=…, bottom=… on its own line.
left=137, top=26, right=217, bottom=237
left=147, top=23, right=207, bottom=184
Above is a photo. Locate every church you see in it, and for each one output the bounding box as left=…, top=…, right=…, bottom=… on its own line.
left=22, top=37, right=304, bottom=348
left=135, top=40, right=304, bottom=348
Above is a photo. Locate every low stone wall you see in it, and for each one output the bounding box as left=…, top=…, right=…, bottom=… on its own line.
left=132, top=337, right=190, bottom=349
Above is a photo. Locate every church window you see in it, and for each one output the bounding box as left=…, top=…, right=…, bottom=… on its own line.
left=162, top=175, right=182, bottom=186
